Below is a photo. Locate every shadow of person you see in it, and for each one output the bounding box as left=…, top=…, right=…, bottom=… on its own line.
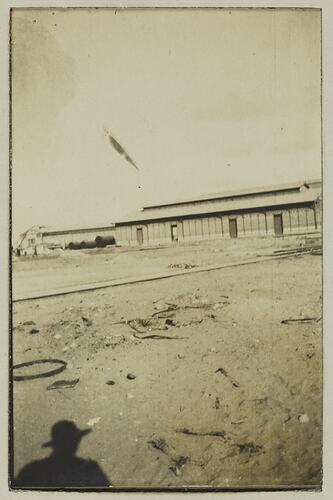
left=14, top=420, right=111, bottom=488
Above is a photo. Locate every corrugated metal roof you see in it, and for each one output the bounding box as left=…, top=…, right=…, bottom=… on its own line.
left=115, top=189, right=319, bottom=225
left=143, top=180, right=315, bottom=209
left=41, top=223, right=115, bottom=235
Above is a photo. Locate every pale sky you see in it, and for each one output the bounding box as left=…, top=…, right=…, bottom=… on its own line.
left=11, top=8, right=321, bottom=238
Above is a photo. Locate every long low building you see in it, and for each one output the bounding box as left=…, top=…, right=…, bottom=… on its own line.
left=114, top=179, right=321, bottom=247
left=14, top=179, right=321, bottom=255
left=14, top=224, right=116, bottom=256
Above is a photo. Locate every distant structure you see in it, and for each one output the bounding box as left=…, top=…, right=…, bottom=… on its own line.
left=14, top=224, right=116, bottom=256
left=13, top=179, right=321, bottom=256
left=113, top=179, right=321, bottom=247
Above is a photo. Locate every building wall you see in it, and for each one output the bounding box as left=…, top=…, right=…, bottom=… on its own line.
left=115, top=204, right=320, bottom=247
left=42, top=228, right=116, bottom=249
left=16, top=199, right=321, bottom=256
left=15, top=227, right=43, bottom=256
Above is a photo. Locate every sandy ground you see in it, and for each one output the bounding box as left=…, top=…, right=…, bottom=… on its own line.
left=13, top=235, right=320, bottom=298
left=11, top=238, right=322, bottom=489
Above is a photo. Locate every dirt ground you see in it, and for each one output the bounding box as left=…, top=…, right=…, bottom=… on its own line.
left=13, top=235, right=319, bottom=299
left=11, top=238, right=322, bottom=489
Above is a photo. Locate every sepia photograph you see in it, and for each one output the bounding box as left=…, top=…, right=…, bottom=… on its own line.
left=9, top=6, right=322, bottom=491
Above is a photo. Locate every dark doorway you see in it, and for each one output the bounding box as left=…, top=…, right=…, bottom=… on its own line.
left=229, top=218, right=238, bottom=238
left=171, top=224, right=178, bottom=242
left=137, top=227, right=143, bottom=245
left=274, top=214, right=283, bottom=235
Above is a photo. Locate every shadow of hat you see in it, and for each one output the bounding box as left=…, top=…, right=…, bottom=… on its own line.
left=42, top=420, right=92, bottom=448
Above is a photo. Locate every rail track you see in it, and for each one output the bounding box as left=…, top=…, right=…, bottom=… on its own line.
left=12, top=247, right=320, bottom=302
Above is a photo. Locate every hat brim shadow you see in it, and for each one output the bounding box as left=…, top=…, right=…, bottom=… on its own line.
left=42, top=428, right=92, bottom=448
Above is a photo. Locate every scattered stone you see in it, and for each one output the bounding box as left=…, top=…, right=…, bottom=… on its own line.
left=29, top=328, right=39, bottom=334
left=54, top=334, right=62, bottom=340
left=177, top=354, right=185, bottom=359
left=170, top=456, right=188, bottom=476
left=82, top=316, right=93, bottom=326
left=105, top=335, right=125, bottom=348
left=87, top=416, right=101, bottom=427
left=23, top=321, right=35, bottom=326
left=237, top=442, right=263, bottom=454
left=149, top=437, right=168, bottom=454
left=165, top=318, right=177, bottom=326
left=127, top=393, right=134, bottom=399
left=298, top=413, right=309, bottom=423
left=127, top=373, right=136, bottom=380
left=47, top=378, right=79, bottom=390
left=213, top=302, right=224, bottom=310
